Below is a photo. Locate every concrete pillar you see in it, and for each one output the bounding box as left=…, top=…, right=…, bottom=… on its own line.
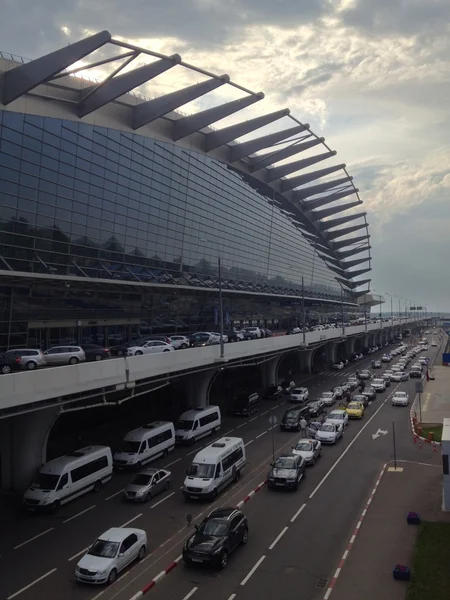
left=345, top=337, right=356, bottom=355
left=183, top=368, right=217, bottom=409
left=298, top=350, right=313, bottom=373
left=0, top=407, right=60, bottom=491
left=262, top=356, right=281, bottom=386
left=324, top=342, right=337, bottom=365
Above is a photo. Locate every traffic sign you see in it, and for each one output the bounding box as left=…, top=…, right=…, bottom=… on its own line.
left=269, top=415, right=278, bottom=426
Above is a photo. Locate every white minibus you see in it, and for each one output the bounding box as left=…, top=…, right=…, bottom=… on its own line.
left=175, top=406, right=221, bottom=444
left=113, top=421, right=175, bottom=469
left=183, top=436, right=246, bottom=500
left=23, top=445, right=113, bottom=512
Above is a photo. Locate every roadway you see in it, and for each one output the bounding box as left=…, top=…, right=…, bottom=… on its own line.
left=0, top=336, right=436, bottom=600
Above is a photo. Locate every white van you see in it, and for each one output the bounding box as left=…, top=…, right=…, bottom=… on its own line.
left=23, top=445, right=113, bottom=512
left=113, top=421, right=175, bottom=469
left=183, top=437, right=246, bottom=500
left=175, top=406, right=221, bottom=444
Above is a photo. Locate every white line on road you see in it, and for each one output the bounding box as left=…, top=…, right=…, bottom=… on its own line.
left=68, top=547, right=88, bottom=562
left=187, top=447, right=200, bottom=456
left=14, top=527, right=54, bottom=550
left=105, top=489, right=124, bottom=500
left=150, top=492, right=175, bottom=509
left=249, top=416, right=259, bottom=422
left=290, top=503, right=307, bottom=523
left=236, top=423, right=246, bottom=429
left=308, top=387, right=398, bottom=500
left=256, top=431, right=267, bottom=439
left=120, top=513, right=143, bottom=527
left=227, top=595, right=237, bottom=600
left=223, top=429, right=235, bottom=436
left=164, top=458, right=182, bottom=468
left=182, top=587, right=198, bottom=600
left=268, top=526, right=289, bottom=550
left=260, top=410, right=269, bottom=416
left=245, top=440, right=254, bottom=447
left=240, top=555, right=266, bottom=586
left=7, top=568, right=57, bottom=599
left=63, top=505, right=96, bottom=523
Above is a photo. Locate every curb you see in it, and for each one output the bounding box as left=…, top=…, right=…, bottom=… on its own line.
left=323, top=463, right=387, bottom=600
left=128, top=480, right=267, bottom=599
left=410, top=396, right=442, bottom=447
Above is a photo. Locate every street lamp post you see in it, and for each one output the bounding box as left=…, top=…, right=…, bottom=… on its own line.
left=218, top=257, right=225, bottom=360
left=340, top=285, right=345, bottom=337
left=301, top=275, right=306, bottom=345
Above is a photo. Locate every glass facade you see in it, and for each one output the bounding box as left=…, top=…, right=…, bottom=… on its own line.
left=0, top=110, right=355, bottom=349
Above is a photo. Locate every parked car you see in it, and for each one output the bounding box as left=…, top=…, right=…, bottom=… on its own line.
left=289, top=387, right=309, bottom=403
left=319, top=391, right=336, bottom=406
left=315, top=422, right=343, bottom=444
left=123, top=468, right=171, bottom=502
left=182, top=507, right=248, bottom=569
left=325, top=409, right=349, bottom=429
left=280, top=407, right=310, bottom=431
left=291, top=438, right=322, bottom=466
left=346, top=401, right=364, bottom=419
left=169, top=335, right=191, bottom=350
left=371, top=378, right=386, bottom=392
left=265, top=384, right=284, bottom=401
left=332, top=362, right=344, bottom=370
left=359, top=370, right=371, bottom=380
left=190, top=333, right=219, bottom=347
left=267, top=454, right=305, bottom=490
left=352, top=394, right=369, bottom=407
left=307, top=400, right=325, bottom=418
left=81, top=344, right=111, bottom=361
left=6, top=348, right=47, bottom=370
left=392, top=391, right=409, bottom=406
left=306, top=420, right=323, bottom=439
left=332, top=386, right=344, bottom=400
left=0, top=351, right=22, bottom=374
left=44, top=345, right=86, bottom=365
left=127, top=341, right=174, bottom=356
left=373, top=360, right=382, bottom=369
left=75, top=527, right=147, bottom=584
left=361, top=387, right=377, bottom=402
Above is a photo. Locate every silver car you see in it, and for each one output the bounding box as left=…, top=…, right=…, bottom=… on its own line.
left=123, top=468, right=171, bottom=502
left=43, top=345, right=86, bottom=365
left=291, top=438, right=322, bottom=466
left=6, top=348, right=47, bottom=370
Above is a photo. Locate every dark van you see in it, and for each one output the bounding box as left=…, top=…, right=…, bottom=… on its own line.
left=280, top=407, right=310, bottom=432
left=229, top=392, right=260, bottom=416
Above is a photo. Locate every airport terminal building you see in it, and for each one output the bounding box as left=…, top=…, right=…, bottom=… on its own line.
left=0, top=31, right=372, bottom=350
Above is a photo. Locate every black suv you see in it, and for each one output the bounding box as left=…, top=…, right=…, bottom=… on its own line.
left=361, top=387, right=376, bottom=402
left=183, top=507, right=248, bottom=569
left=307, top=400, right=326, bottom=418
left=265, top=384, right=283, bottom=401
left=267, top=454, right=305, bottom=491
left=0, top=352, right=22, bottom=374
left=280, top=407, right=310, bottom=431
left=352, top=394, right=369, bottom=407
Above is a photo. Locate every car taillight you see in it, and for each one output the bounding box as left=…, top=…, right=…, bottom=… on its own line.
left=15, top=357, right=22, bottom=363
left=104, top=348, right=110, bottom=353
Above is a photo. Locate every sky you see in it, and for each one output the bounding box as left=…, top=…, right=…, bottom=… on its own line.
left=1, top=0, right=449, bottom=312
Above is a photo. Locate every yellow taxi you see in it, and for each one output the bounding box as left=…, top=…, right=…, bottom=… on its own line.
left=346, top=401, right=364, bottom=419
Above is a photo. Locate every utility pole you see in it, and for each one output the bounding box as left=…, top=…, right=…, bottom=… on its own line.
left=218, top=257, right=225, bottom=359
left=301, top=275, right=306, bottom=345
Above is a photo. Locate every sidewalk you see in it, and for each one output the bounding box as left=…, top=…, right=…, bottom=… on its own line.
left=418, top=366, right=450, bottom=425
left=329, top=460, right=449, bottom=600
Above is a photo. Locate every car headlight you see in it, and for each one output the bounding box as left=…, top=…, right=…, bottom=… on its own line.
left=287, top=477, right=297, bottom=482
left=135, top=490, right=145, bottom=496
left=97, top=570, right=106, bottom=576
left=213, top=545, right=223, bottom=555
left=41, top=497, right=50, bottom=504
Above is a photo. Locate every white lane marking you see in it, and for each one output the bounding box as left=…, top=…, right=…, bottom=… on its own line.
left=164, top=458, right=182, bottom=468
left=68, top=547, right=88, bottom=562
left=240, top=555, right=266, bottom=586
left=14, top=527, right=54, bottom=550
left=182, top=587, right=198, bottom=600
left=105, top=489, right=124, bottom=500
left=308, top=386, right=398, bottom=500
left=150, top=492, right=175, bottom=509
left=324, top=587, right=333, bottom=600
left=249, top=416, right=259, bottom=422
left=260, top=410, right=269, bottom=416
left=290, top=503, right=307, bottom=523
left=227, top=595, right=237, bottom=600
left=280, top=401, right=286, bottom=406
left=120, top=513, right=143, bottom=527
left=245, top=440, right=254, bottom=447
left=256, top=431, right=267, bottom=439
left=236, top=423, right=246, bottom=429
left=224, top=429, right=235, bottom=436
left=268, top=526, right=289, bottom=550
left=63, top=505, right=96, bottom=523
left=187, top=447, right=199, bottom=457
left=7, top=568, right=57, bottom=599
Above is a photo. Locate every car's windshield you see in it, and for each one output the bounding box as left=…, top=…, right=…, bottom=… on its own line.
left=188, top=463, right=215, bottom=478
left=88, top=539, right=119, bottom=559
left=198, top=519, right=228, bottom=536
left=329, top=412, right=344, bottom=419
left=322, top=392, right=332, bottom=398
left=295, top=442, right=313, bottom=452
left=396, top=393, right=406, bottom=398
left=348, top=403, right=361, bottom=410
left=373, top=380, right=383, bottom=384
left=131, top=474, right=152, bottom=486
left=274, top=457, right=297, bottom=469
left=285, top=411, right=299, bottom=419
left=32, top=473, right=60, bottom=490
left=321, top=424, right=335, bottom=432
left=293, top=388, right=305, bottom=394
left=119, top=440, right=141, bottom=453
left=176, top=420, right=194, bottom=430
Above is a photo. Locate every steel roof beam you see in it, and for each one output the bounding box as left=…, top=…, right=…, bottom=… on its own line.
left=303, top=188, right=358, bottom=211
left=133, top=75, right=228, bottom=129
left=205, top=109, right=289, bottom=152
left=327, top=264, right=346, bottom=276
left=230, top=125, right=309, bottom=162
left=336, top=277, right=371, bottom=289
left=266, top=150, right=336, bottom=182
left=341, top=257, right=370, bottom=269
left=337, top=245, right=371, bottom=259
left=249, top=137, right=323, bottom=172
left=325, top=223, right=368, bottom=241
left=330, top=234, right=370, bottom=250
left=320, top=212, right=366, bottom=232
left=293, top=176, right=353, bottom=200
left=173, top=93, right=264, bottom=141
left=78, top=55, right=181, bottom=118
left=281, top=163, right=346, bottom=192
left=309, top=198, right=361, bottom=221
left=2, top=30, right=111, bottom=105
left=347, top=267, right=372, bottom=279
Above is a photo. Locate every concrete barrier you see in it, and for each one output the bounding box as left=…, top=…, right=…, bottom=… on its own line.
left=0, top=319, right=419, bottom=411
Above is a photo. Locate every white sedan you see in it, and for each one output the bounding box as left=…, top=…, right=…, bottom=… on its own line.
left=315, top=422, right=343, bottom=444
left=127, top=341, right=175, bottom=356
left=326, top=409, right=349, bottom=429
left=392, top=391, right=409, bottom=406
left=289, top=387, right=309, bottom=403
left=390, top=371, right=409, bottom=382
left=75, top=527, right=147, bottom=585
left=319, top=391, right=336, bottom=406
left=169, top=335, right=191, bottom=350
left=292, top=438, right=322, bottom=466
left=332, top=362, right=344, bottom=370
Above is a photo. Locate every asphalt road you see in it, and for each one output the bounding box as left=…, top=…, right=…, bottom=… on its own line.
left=0, top=337, right=435, bottom=600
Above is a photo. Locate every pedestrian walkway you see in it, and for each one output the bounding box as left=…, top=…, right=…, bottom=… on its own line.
left=328, top=459, right=449, bottom=600
left=418, top=366, right=450, bottom=425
